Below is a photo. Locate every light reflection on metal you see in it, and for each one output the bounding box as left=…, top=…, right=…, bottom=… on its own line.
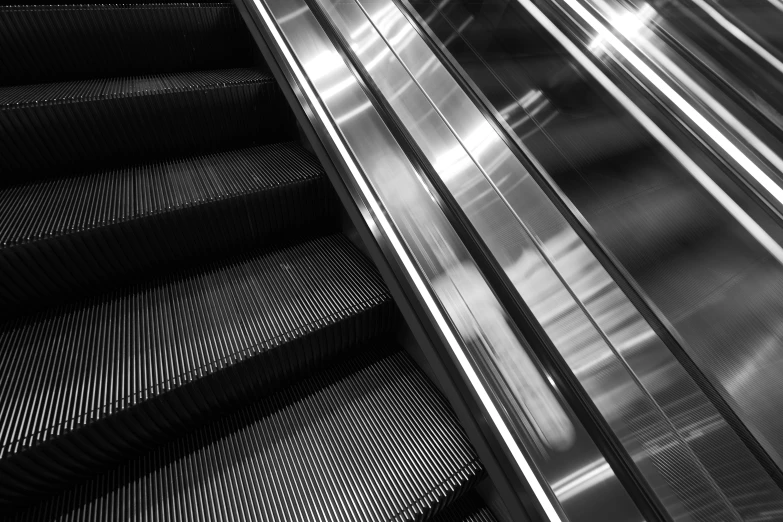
left=517, top=0, right=783, bottom=265
left=552, top=459, right=614, bottom=501
left=410, top=0, right=783, bottom=517
left=549, top=0, right=783, bottom=256
left=248, top=0, right=567, bottom=519
left=591, top=0, right=783, bottom=201
left=324, top=0, right=781, bottom=519
left=692, top=0, right=783, bottom=76
left=588, top=3, right=656, bottom=52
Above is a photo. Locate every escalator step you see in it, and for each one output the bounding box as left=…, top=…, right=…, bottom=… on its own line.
left=0, top=234, right=396, bottom=506
left=0, top=3, right=254, bottom=86
left=431, top=493, right=499, bottom=522
left=11, top=347, right=484, bottom=522
left=0, top=68, right=295, bottom=183
left=0, top=141, right=337, bottom=315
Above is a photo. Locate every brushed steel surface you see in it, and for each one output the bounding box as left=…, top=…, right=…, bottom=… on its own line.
left=313, top=1, right=644, bottom=520
left=252, top=0, right=578, bottom=518
left=406, top=0, right=783, bottom=519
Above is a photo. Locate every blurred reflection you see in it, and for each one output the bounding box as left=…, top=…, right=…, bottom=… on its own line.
left=409, top=0, right=783, bottom=518
left=317, top=0, right=578, bottom=454
left=433, top=260, right=576, bottom=451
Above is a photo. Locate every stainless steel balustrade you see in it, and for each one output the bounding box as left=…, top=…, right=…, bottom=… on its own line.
left=236, top=0, right=585, bottom=520
left=236, top=0, right=783, bottom=519
left=312, top=0, right=783, bottom=520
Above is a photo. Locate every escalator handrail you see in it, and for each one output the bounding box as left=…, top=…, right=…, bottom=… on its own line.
left=233, top=0, right=571, bottom=520
left=392, top=0, right=783, bottom=504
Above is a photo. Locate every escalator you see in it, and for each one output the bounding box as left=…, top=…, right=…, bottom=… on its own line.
left=6, top=0, right=783, bottom=520
left=0, top=2, right=498, bottom=520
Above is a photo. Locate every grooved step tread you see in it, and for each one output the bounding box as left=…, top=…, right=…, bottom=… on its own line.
left=11, top=348, right=484, bottom=522
left=0, top=3, right=254, bottom=86
left=0, top=142, right=326, bottom=248
left=0, top=234, right=396, bottom=503
left=0, top=142, right=338, bottom=314
left=0, top=68, right=294, bottom=181
left=0, top=68, right=272, bottom=108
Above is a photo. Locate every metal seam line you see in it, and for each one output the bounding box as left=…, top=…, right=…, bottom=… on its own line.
left=352, top=0, right=701, bottom=471
left=248, top=1, right=563, bottom=520
left=516, top=0, right=783, bottom=267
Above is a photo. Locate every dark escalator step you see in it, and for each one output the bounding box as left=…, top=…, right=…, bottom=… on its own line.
left=0, top=3, right=255, bottom=86
left=431, top=493, right=499, bottom=522
left=0, top=234, right=396, bottom=507
left=0, top=141, right=337, bottom=315
left=11, top=346, right=484, bottom=522
left=0, top=68, right=295, bottom=183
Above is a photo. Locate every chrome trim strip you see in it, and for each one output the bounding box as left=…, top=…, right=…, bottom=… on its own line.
left=310, top=2, right=645, bottom=519
left=243, top=0, right=567, bottom=519
left=520, top=0, right=783, bottom=265
left=513, top=0, right=783, bottom=481
left=314, top=0, right=783, bottom=519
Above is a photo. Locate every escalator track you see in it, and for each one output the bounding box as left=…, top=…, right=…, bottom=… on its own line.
left=0, top=2, right=497, bottom=520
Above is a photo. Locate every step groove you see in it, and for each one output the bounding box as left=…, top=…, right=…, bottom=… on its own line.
left=0, top=234, right=396, bottom=506
left=0, top=68, right=296, bottom=182
left=1, top=4, right=254, bottom=85
left=10, top=348, right=484, bottom=522
left=0, top=142, right=338, bottom=314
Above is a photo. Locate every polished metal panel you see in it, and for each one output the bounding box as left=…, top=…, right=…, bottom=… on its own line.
left=246, top=0, right=580, bottom=519
left=322, top=0, right=783, bottom=520
left=404, top=0, right=783, bottom=518
left=564, top=0, right=783, bottom=222
left=312, top=2, right=643, bottom=520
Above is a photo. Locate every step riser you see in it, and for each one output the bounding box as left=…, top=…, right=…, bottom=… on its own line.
left=1, top=5, right=255, bottom=86
left=1, top=304, right=397, bottom=508
left=0, top=80, right=295, bottom=183
left=0, top=176, right=338, bottom=315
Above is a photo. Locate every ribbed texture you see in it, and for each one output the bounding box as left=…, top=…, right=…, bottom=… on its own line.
left=0, top=142, right=338, bottom=314
left=431, top=494, right=498, bottom=522
left=0, top=4, right=254, bottom=85
left=0, top=68, right=295, bottom=182
left=11, top=348, right=484, bottom=522
left=1, top=2, right=488, bottom=519
left=0, top=68, right=269, bottom=106
left=0, top=235, right=396, bottom=504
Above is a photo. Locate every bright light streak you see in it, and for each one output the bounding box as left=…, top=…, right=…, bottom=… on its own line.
left=253, top=1, right=565, bottom=519
left=574, top=0, right=783, bottom=208
left=552, top=459, right=615, bottom=501
left=593, top=0, right=783, bottom=197
left=516, top=0, right=783, bottom=266
left=692, top=0, right=783, bottom=76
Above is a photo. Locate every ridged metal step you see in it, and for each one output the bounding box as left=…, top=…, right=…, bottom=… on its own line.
left=0, top=3, right=255, bottom=86
left=0, top=234, right=397, bottom=507
left=10, top=347, right=484, bottom=522
left=0, top=141, right=337, bottom=315
left=0, top=68, right=295, bottom=183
